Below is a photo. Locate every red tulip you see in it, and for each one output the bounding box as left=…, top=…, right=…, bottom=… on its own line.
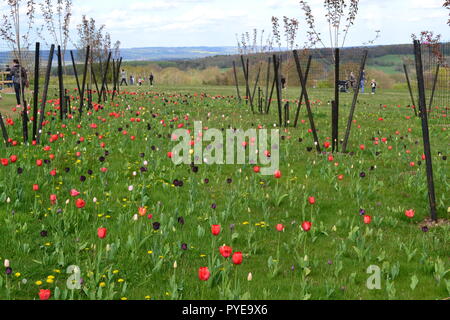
left=198, top=267, right=210, bottom=281
left=211, top=225, right=221, bottom=236
left=219, top=245, right=232, bottom=258
left=405, top=209, right=415, bottom=219
left=232, top=252, right=243, bottom=265
left=276, top=224, right=285, bottom=232
left=39, top=289, right=51, bottom=300
left=274, top=170, right=282, bottom=179
left=75, top=198, right=86, bottom=209
left=50, top=194, right=57, bottom=205
left=360, top=145, right=365, bottom=151
left=33, top=184, right=39, bottom=191
left=308, top=197, right=316, bottom=205
left=36, top=159, right=43, bottom=167
left=253, top=166, right=260, bottom=173
left=167, top=152, right=173, bottom=159
left=364, top=215, right=372, bottom=225
left=324, top=141, right=331, bottom=149
left=9, top=155, right=17, bottom=163
left=302, top=221, right=312, bottom=232
left=97, top=227, right=107, bottom=239
left=1, top=159, right=9, bottom=166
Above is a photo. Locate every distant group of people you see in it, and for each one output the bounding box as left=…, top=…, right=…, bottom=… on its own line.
left=1, top=59, right=29, bottom=105
left=120, top=69, right=154, bottom=87
left=348, top=70, right=377, bottom=94
left=274, top=72, right=377, bottom=95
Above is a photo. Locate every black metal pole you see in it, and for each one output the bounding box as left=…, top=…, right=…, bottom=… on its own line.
left=32, top=42, right=40, bottom=141
left=37, top=44, right=55, bottom=144
left=403, top=64, right=418, bottom=117
left=111, top=58, right=116, bottom=99
left=113, top=57, right=122, bottom=100
left=116, top=57, right=122, bottom=93
left=293, top=50, right=321, bottom=153
left=70, top=50, right=81, bottom=93
left=294, top=55, right=312, bottom=128
left=265, top=57, right=271, bottom=112
left=342, top=50, right=368, bottom=153
left=428, top=64, right=440, bottom=112
left=266, top=76, right=276, bottom=114
left=232, top=61, right=241, bottom=102
left=0, top=113, right=10, bottom=147
left=413, top=40, right=438, bottom=222
left=98, top=51, right=111, bottom=103
left=251, top=63, right=262, bottom=106
left=57, top=45, right=65, bottom=120
left=79, top=46, right=90, bottom=118
left=333, top=48, right=340, bottom=152
left=273, top=55, right=283, bottom=127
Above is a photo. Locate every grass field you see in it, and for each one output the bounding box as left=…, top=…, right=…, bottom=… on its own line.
left=0, top=83, right=448, bottom=300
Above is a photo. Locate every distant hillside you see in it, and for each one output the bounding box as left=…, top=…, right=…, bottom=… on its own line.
left=120, top=43, right=449, bottom=75
left=0, top=46, right=238, bottom=66
left=119, top=47, right=237, bottom=61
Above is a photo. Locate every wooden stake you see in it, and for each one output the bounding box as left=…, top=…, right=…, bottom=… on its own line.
left=232, top=61, right=241, bottom=102
left=98, top=52, right=111, bottom=103
left=36, top=44, right=55, bottom=144
left=79, top=46, right=90, bottom=118
left=57, top=45, right=65, bottom=120
left=32, top=42, right=40, bottom=141
left=294, top=55, right=312, bottom=128
left=342, top=50, right=368, bottom=153
left=403, top=64, right=418, bottom=117
left=273, top=55, right=283, bottom=127
left=333, top=48, right=340, bottom=152
left=428, top=64, right=440, bottom=112
left=70, top=50, right=81, bottom=93
left=413, top=40, right=438, bottom=222
left=293, top=50, right=321, bottom=153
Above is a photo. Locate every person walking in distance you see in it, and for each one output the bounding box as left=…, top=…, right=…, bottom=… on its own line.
left=349, top=71, right=356, bottom=89
left=371, top=79, right=377, bottom=95
left=10, top=59, right=29, bottom=106
left=120, top=69, right=128, bottom=86
left=149, top=73, right=154, bottom=86
left=360, top=69, right=366, bottom=94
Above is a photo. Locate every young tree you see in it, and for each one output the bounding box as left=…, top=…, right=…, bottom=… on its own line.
left=76, top=15, right=106, bottom=64
left=299, top=0, right=360, bottom=51
left=38, top=0, right=72, bottom=67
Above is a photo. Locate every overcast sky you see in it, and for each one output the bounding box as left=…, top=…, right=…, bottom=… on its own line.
left=2, top=0, right=450, bottom=48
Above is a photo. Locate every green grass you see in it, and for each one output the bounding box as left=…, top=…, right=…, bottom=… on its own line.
left=0, top=83, right=448, bottom=300
left=367, top=54, right=413, bottom=75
